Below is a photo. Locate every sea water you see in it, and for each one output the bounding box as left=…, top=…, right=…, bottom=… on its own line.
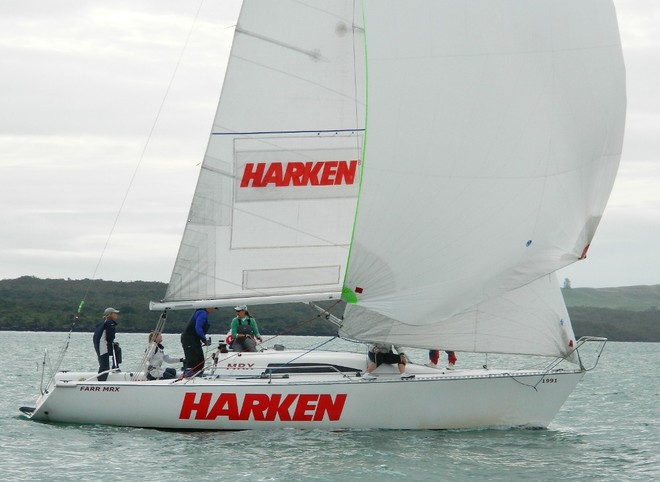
left=1, top=331, right=658, bottom=481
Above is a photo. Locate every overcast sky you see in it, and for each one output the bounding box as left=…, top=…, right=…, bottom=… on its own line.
left=0, top=0, right=657, bottom=289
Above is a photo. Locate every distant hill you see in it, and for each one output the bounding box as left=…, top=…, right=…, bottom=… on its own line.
left=0, top=276, right=658, bottom=342
left=561, top=285, right=660, bottom=342
left=0, top=276, right=336, bottom=336
left=562, top=285, right=660, bottom=311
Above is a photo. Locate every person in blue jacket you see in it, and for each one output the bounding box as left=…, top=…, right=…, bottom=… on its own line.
left=180, top=307, right=215, bottom=376
left=93, top=307, right=121, bottom=381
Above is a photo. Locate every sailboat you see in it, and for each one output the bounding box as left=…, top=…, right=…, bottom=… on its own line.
left=22, top=0, right=626, bottom=430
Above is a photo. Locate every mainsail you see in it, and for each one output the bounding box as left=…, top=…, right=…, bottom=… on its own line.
left=160, top=1, right=365, bottom=307
left=153, top=0, right=625, bottom=359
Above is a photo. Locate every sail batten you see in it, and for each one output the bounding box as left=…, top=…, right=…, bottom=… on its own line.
left=211, top=128, right=365, bottom=136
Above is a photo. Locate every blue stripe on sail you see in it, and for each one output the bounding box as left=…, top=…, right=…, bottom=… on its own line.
left=211, top=128, right=365, bottom=136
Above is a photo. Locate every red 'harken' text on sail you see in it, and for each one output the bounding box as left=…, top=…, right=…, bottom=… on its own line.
left=179, top=392, right=347, bottom=421
left=240, top=160, right=359, bottom=188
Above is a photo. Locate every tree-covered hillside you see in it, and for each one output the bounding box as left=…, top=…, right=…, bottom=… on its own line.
left=0, top=276, right=338, bottom=336
left=562, top=284, right=660, bottom=311
left=562, top=284, right=660, bottom=341
left=0, top=276, right=658, bottom=341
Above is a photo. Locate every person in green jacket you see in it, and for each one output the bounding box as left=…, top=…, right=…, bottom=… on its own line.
left=230, top=305, right=262, bottom=352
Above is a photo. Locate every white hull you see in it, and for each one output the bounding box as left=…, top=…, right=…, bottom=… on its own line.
left=25, top=350, right=584, bottom=430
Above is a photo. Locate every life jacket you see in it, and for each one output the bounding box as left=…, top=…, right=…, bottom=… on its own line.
left=236, top=317, right=254, bottom=336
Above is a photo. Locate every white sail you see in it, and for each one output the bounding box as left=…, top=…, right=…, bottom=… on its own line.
left=154, top=0, right=625, bottom=360
left=340, top=0, right=626, bottom=357
left=161, top=1, right=365, bottom=306
left=340, top=274, right=578, bottom=361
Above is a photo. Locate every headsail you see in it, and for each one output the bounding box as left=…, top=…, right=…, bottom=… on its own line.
left=154, top=1, right=366, bottom=309
left=339, top=0, right=626, bottom=358
left=340, top=274, right=578, bottom=360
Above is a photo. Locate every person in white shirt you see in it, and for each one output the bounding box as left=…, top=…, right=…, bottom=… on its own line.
left=146, top=331, right=184, bottom=380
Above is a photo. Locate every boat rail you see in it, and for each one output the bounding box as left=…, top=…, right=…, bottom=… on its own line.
left=201, top=363, right=362, bottom=382
left=260, top=363, right=360, bottom=381
left=574, top=336, right=608, bottom=371
left=80, top=368, right=123, bottom=383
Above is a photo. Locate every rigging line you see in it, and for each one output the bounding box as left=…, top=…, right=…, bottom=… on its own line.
left=508, top=358, right=572, bottom=390
left=135, top=312, right=169, bottom=380
left=198, top=300, right=345, bottom=373
left=39, top=349, right=48, bottom=395
left=237, top=300, right=342, bottom=350
left=270, top=299, right=343, bottom=338
left=81, top=0, right=206, bottom=301
left=60, top=3, right=206, bottom=385
left=42, top=315, right=80, bottom=394
left=274, top=336, right=341, bottom=366
left=246, top=300, right=346, bottom=368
